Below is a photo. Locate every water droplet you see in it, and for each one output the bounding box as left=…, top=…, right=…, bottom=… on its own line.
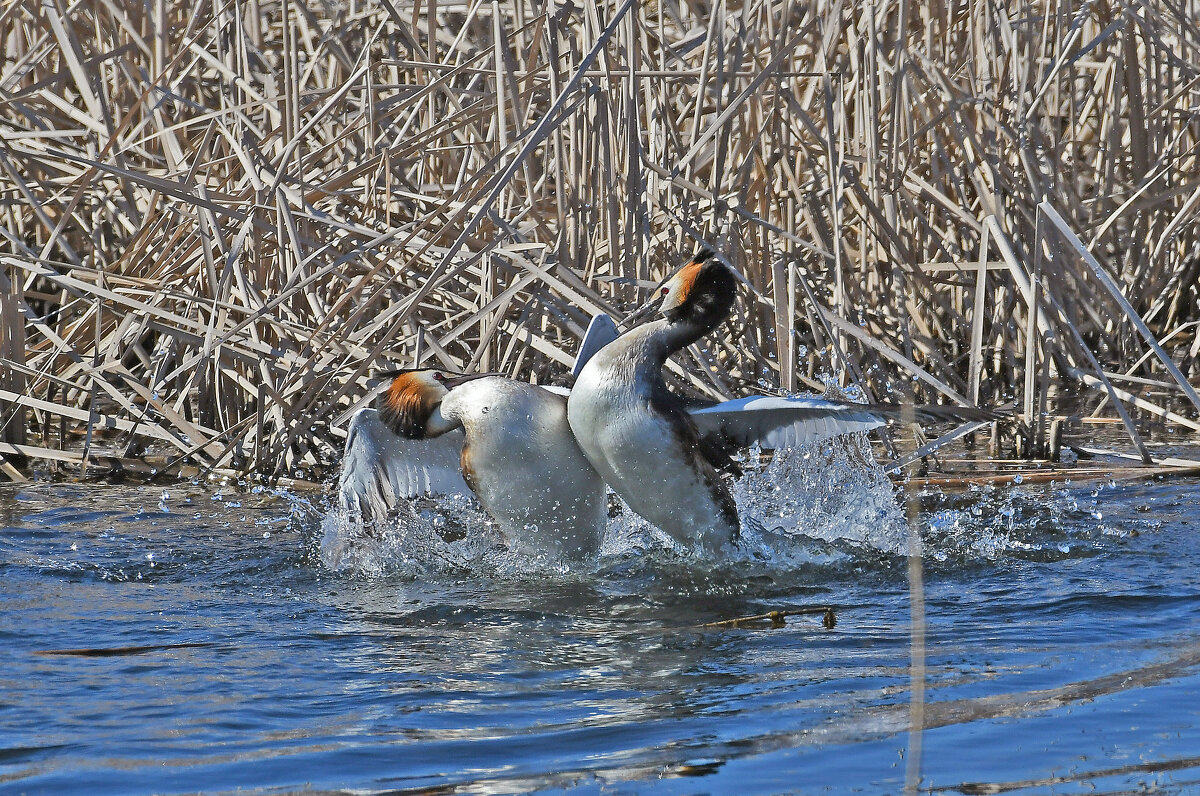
left=1012, top=474, right=1024, bottom=484
left=263, top=531, right=271, bottom=538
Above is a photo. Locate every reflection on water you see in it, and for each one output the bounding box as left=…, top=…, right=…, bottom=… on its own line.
left=1, top=445, right=1199, bottom=793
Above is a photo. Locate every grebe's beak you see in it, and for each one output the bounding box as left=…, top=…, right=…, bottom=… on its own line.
left=622, top=295, right=664, bottom=327
left=442, top=372, right=502, bottom=389
left=624, top=273, right=672, bottom=327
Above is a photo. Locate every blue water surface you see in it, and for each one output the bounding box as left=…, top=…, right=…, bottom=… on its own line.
left=1, top=460, right=1198, bottom=794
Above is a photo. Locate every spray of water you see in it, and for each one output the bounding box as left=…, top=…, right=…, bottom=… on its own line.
left=918, top=476, right=1146, bottom=566
left=315, top=432, right=909, bottom=579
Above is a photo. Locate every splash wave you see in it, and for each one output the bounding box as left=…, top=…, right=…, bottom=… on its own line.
left=316, top=433, right=909, bottom=578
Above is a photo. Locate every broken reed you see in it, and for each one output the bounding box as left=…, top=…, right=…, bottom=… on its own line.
left=1, top=0, right=1198, bottom=481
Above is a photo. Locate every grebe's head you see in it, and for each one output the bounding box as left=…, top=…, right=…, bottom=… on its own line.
left=374, top=369, right=454, bottom=438
left=657, top=249, right=737, bottom=331
left=375, top=369, right=501, bottom=437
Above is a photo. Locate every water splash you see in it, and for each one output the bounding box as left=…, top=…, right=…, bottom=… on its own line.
left=316, top=493, right=533, bottom=577
left=315, top=432, right=908, bottom=579
left=917, top=478, right=1150, bottom=566
left=733, top=435, right=906, bottom=559
left=313, top=427, right=1173, bottom=583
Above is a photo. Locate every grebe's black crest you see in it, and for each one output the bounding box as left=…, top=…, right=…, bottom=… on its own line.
left=663, top=252, right=738, bottom=334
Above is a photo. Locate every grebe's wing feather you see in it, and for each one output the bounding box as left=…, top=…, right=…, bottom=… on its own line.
left=687, top=397, right=1002, bottom=450
left=686, top=396, right=887, bottom=450
left=338, top=408, right=469, bottom=520
left=571, top=313, right=620, bottom=377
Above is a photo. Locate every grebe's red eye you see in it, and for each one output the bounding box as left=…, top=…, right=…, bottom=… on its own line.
left=660, top=286, right=669, bottom=297
left=432, top=372, right=445, bottom=382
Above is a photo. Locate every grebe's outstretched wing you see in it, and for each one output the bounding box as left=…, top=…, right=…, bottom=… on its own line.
left=337, top=408, right=469, bottom=520
left=687, top=397, right=1000, bottom=451
left=687, top=396, right=886, bottom=450
left=572, top=313, right=620, bottom=377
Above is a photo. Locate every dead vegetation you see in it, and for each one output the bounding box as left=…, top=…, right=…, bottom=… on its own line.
left=1, top=0, right=1198, bottom=481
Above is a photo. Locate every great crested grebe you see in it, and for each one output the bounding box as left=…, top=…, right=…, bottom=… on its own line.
left=567, top=250, right=996, bottom=551
left=339, top=369, right=606, bottom=558
left=337, top=316, right=621, bottom=559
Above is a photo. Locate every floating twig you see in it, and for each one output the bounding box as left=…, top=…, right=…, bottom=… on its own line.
left=701, top=607, right=837, bottom=631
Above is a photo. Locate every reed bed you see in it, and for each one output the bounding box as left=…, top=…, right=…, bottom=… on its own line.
left=1, top=0, right=1198, bottom=481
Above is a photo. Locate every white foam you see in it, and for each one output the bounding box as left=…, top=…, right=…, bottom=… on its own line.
left=732, top=434, right=907, bottom=558
left=314, top=431, right=907, bottom=578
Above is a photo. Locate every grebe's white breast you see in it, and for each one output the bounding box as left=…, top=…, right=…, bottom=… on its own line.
left=568, top=333, right=738, bottom=552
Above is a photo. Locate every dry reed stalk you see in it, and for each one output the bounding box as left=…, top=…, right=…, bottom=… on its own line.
left=0, top=0, right=1197, bottom=480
